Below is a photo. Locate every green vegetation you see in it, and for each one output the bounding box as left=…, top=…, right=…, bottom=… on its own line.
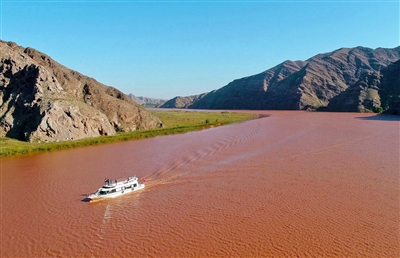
left=0, top=110, right=258, bottom=157
left=374, top=106, right=384, bottom=114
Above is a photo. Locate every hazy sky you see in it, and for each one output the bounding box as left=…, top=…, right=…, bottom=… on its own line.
left=1, top=0, right=399, bottom=99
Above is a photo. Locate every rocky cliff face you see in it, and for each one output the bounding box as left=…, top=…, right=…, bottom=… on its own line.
left=323, top=72, right=382, bottom=112
left=159, top=46, right=400, bottom=111
left=0, top=41, right=161, bottom=142
left=379, top=60, right=400, bottom=115
left=324, top=59, right=400, bottom=114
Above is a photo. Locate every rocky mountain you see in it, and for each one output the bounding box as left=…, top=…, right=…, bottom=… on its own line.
left=379, top=60, right=400, bottom=114
left=323, top=72, right=382, bottom=113
left=128, top=94, right=166, bottom=107
left=0, top=40, right=162, bottom=142
left=159, top=46, right=400, bottom=112
left=323, top=59, right=400, bottom=114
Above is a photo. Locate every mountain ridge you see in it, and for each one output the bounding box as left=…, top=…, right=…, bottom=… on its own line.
left=160, top=46, right=400, bottom=112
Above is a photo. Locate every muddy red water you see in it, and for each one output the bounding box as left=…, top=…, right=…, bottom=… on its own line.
left=1, top=111, right=399, bottom=257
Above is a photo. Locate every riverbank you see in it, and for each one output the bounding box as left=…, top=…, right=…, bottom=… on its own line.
left=0, top=110, right=258, bottom=157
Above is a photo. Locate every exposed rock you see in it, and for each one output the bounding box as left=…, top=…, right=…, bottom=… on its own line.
left=159, top=46, right=400, bottom=111
left=378, top=60, right=400, bottom=115
left=324, top=59, right=400, bottom=113
left=324, top=72, right=382, bottom=112
left=0, top=40, right=161, bottom=142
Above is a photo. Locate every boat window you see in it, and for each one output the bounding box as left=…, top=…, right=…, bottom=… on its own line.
left=100, top=191, right=107, bottom=195
left=134, top=183, right=137, bottom=187
left=111, top=189, right=116, bottom=193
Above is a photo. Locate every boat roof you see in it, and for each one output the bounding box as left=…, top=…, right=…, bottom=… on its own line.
left=102, top=176, right=139, bottom=188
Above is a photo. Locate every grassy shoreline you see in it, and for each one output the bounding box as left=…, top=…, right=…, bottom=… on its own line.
left=0, top=110, right=258, bottom=157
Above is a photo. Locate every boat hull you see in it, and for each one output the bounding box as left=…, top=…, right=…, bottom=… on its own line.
left=88, top=184, right=145, bottom=202
left=86, top=177, right=145, bottom=202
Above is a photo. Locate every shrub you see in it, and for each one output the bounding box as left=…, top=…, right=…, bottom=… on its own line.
left=375, top=106, right=384, bottom=113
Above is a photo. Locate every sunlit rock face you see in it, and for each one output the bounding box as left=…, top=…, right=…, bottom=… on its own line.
left=0, top=40, right=161, bottom=142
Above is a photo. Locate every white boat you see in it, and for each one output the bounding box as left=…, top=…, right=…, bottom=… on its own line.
left=86, top=176, right=145, bottom=202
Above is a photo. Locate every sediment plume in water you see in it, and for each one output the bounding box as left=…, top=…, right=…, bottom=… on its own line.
left=1, top=111, right=398, bottom=257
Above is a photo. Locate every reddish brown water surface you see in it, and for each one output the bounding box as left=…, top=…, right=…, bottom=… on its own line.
left=1, top=111, right=399, bottom=257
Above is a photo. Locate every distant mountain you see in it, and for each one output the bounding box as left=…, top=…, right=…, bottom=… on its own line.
left=159, top=46, right=400, bottom=112
left=0, top=40, right=162, bottom=142
left=128, top=94, right=166, bottom=107
left=160, top=93, right=210, bottom=109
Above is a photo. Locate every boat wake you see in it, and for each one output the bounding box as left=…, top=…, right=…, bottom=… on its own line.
left=91, top=204, right=112, bottom=254
left=144, top=123, right=263, bottom=186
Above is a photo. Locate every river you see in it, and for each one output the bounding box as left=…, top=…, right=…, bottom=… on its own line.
left=1, top=111, right=399, bottom=257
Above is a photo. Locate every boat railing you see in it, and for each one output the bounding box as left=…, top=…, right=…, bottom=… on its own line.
left=103, top=176, right=138, bottom=187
